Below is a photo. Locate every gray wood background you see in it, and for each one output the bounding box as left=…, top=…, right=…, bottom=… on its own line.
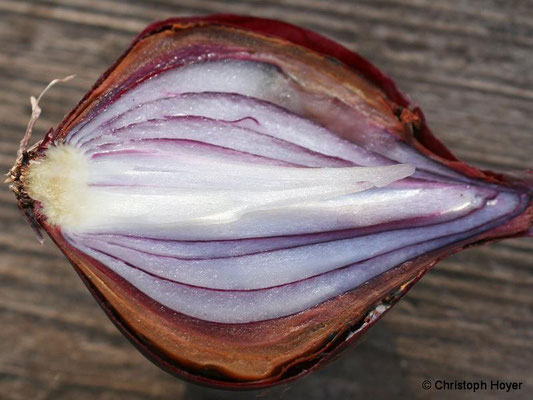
left=0, top=1, right=532, bottom=399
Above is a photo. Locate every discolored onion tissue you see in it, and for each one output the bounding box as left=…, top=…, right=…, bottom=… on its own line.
left=6, top=15, right=532, bottom=389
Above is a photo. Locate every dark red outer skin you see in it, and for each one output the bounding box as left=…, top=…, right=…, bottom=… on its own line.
left=42, top=198, right=532, bottom=390
left=134, top=16, right=524, bottom=182
left=140, top=15, right=532, bottom=188
left=42, top=14, right=532, bottom=191
left=28, top=15, right=532, bottom=389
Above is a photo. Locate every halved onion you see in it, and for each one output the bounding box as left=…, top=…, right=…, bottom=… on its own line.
left=7, top=15, right=532, bottom=388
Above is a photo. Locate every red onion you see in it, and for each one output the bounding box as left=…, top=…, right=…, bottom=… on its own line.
left=6, top=15, right=532, bottom=388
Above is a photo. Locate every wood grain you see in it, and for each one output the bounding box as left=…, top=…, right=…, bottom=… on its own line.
left=0, top=1, right=532, bottom=399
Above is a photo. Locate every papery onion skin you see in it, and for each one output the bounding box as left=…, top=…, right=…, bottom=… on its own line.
left=7, top=15, right=533, bottom=389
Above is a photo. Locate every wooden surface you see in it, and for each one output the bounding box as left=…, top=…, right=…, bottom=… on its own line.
left=0, top=1, right=532, bottom=399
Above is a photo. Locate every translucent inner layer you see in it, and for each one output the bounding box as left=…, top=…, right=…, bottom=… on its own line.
left=31, top=59, right=522, bottom=323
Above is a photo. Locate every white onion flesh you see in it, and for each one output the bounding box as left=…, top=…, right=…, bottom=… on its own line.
left=27, top=58, right=522, bottom=323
